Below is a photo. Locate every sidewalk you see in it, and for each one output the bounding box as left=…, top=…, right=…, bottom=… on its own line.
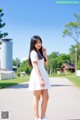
left=0, top=77, right=80, bottom=120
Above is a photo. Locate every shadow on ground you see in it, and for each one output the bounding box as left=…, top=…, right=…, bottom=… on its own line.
left=51, top=84, right=74, bottom=87
left=0, top=83, right=74, bottom=89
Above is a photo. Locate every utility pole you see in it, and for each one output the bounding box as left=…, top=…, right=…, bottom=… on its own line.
left=75, top=48, right=77, bottom=75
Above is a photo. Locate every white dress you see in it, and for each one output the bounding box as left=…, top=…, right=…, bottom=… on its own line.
left=28, top=50, right=51, bottom=91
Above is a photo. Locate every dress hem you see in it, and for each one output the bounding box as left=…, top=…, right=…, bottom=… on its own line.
left=28, top=86, right=51, bottom=91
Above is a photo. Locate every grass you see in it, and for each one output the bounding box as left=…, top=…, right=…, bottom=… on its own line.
left=0, top=73, right=80, bottom=89
left=65, top=75, right=80, bottom=88
left=0, top=76, right=29, bottom=89
left=49, top=73, right=80, bottom=88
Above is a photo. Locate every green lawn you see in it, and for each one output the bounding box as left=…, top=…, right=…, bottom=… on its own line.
left=65, top=75, right=80, bottom=88
left=0, top=76, right=29, bottom=89
left=49, top=73, right=80, bottom=88
left=0, top=74, right=80, bottom=89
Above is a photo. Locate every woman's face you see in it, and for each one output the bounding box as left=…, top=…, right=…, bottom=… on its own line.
left=35, top=39, right=42, bottom=50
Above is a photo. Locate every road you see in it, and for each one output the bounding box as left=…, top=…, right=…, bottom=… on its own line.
left=0, top=77, right=80, bottom=120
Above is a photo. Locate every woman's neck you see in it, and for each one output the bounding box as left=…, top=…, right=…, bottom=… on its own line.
left=36, top=49, right=39, bottom=52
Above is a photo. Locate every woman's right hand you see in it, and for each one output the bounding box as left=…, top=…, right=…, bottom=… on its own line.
left=40, top=78, right=45, bottom=87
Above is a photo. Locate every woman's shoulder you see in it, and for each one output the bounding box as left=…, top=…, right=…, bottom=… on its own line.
left=30, top=50, right=37, bottom=56
left=30, top=50, right=38, bottom=61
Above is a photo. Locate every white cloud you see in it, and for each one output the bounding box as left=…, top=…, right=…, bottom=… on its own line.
left=21, top=56, right=28, bottom=62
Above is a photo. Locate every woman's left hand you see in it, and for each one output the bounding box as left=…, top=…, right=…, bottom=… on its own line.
left=42, top=47, right=47, bottom=55
left=42, top=47, right=46, bottom=51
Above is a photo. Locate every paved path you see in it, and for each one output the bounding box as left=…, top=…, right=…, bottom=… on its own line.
left=0, top=77, right=80, bottom=120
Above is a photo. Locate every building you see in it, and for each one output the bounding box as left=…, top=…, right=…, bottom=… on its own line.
left=57, top=63, right=75, bottom=74
left=0, top=38, right=16, bottom=80
left=0, top=38, right=13, bottom=70
left=0, top=68, right=16, bottom=80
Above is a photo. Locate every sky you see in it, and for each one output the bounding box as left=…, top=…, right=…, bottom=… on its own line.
left=0, top=0, right=80, bottom=61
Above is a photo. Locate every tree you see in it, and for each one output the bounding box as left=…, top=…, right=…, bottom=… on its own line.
left=55, top=53, right=71, bottom=67
left=69, top=45, right=76, bottom=64
left=47, top=52, right=71, bottom=74
left=13, top=58, right=21, bottom=68
left=69, top=44, right=80, bottom=69
left=0, top=8, right=8, bottom=43
left=17, top=60, right=32, bottom=75
left=78, top=61, right=80, bottom=70
left=47, top=52, right=60, bottom=74
left=63, top=13, right=80, bottom=50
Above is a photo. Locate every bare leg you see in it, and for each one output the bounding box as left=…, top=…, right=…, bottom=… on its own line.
left=33, top=90, right=42, bottom=119
left=41, top=89, right=49, bottom=118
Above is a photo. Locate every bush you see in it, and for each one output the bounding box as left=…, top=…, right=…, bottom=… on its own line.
left=17, top=72, right=20, bottom=77
left=78, top=61, right=80, bottom=70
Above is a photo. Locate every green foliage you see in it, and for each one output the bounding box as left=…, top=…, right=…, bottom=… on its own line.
left=69, top=44, right=80, bottom=64
left=78, top=60, right=80, bottom=70
left=47, top=43, right=80, bottom=74
left=63, top=13, right=80, bottom=48
left=13, top=58, right=21, bottom=67
left=17, top=60, right=32, bottom=75
left=69, top=45, right=76, bottom=64
left=47, top=52, right=71, bottom=74
left=63, top=13, right=80, bottom=70
left=0, top=8, right=8, bottom=39
left=16, top=72, right=20, bottom=77
left=0, top=76, right=29, bottom=89
left=65, top=75, right=80, bottom=88
left=47, top=52, right=59, bottom=73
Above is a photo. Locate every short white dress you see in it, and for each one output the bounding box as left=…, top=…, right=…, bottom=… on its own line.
left=28, top=50, right=51, bottom=91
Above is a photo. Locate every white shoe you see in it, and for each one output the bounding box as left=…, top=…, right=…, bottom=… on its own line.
left=42, top=117, right=48, bottom=120
left=35, top=118, right=42, bottom=120
left=35, top=118, right=38, bottom=120
left=38, top=118, right=42, bottom=120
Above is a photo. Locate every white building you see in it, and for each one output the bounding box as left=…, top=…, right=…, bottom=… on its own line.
left=0, top=38, right=16, bottom=80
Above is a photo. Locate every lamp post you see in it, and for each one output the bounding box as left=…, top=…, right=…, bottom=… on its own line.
left=75, top=48, right=77, bottom=75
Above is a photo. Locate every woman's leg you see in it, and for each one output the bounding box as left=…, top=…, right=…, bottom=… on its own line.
left=41, top=89, right=49, bottom=118
left=33, top=90, right=42, bottom=119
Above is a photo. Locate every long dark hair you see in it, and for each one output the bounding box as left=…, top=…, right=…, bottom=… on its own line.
left=28, top=35, right=46, bottom=66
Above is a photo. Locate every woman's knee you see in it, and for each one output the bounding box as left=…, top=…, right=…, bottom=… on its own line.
left=42, top=94, right=49, bottom=102
left=42, top=89, right=49, bottom=101
left=33, top=90, right=41, bottom=102
left=34, top=96, right=40, bottom=102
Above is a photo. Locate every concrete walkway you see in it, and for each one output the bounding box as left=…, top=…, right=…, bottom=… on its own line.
left=0, top=77, right=80, bottom=120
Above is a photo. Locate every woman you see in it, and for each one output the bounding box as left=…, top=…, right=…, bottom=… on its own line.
left=28, top=35, right=51, bottom=120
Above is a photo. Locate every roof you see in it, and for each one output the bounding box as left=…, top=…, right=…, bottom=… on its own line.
left=61, top=63, right=75, bottom=69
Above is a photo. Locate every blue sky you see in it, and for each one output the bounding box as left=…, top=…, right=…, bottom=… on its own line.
left=0, top=0, right=80, bottom=61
